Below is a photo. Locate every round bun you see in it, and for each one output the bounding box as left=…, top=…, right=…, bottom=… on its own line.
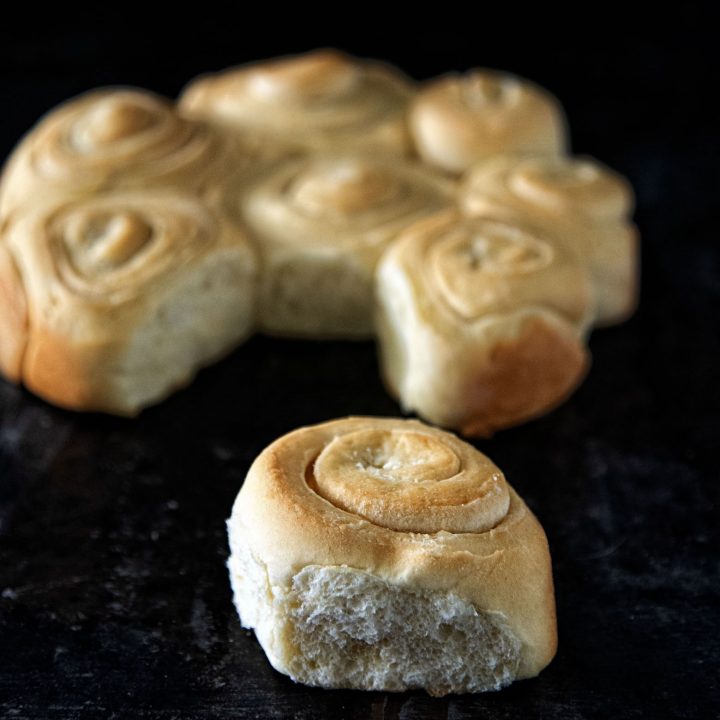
left=4, top=190, right=258, bottom=415
left=459, top=154, right=639, bottom=325
left=236, top=153, right=452, bottom=337
left=0, top=88, right=239, bottom=219
left=180, top=49, right=414, bottom=155
left=375, top=209, right=593, bottom=436
left=227, top=416, right=557, bottom=695
left=409, top=69, right=568, bottom=174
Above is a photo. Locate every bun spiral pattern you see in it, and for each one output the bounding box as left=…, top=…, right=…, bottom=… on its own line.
left=459, top=155, right=639, bottom=325
left=180, top=49, right=414, bottom=155
left=5, top=191, right=257, bottom=415
left=228, top=416, right=557, bottom=695
left=0, top=89, right=239, bottom=218
left=0, top=51, right=638, bottom=430
left=409, top=69, right=568, bottom=174
left=238, top=154, right=453, bottom=337
left=376, top=210, right=593, bottom=436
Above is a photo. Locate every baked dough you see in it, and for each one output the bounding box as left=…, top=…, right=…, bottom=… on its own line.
left=409, top=69, right=568, bottom=174
left=0, top=54, right=638, bottom=427
left=3, top=190, right=258, bottom=415
left=227, top=416, right=557, bottom=695
left=236, top=154, right=453, bottom=337
left=459, top=155, right=639, bottom=325
left=179, top=49, right=414, bottom=155
left=375, top=210, right=593, bottom=436
left=0, top=88, right=242, bottom=219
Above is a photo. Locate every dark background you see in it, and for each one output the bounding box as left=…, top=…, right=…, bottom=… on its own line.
left=1, top=8, right=718, bottom=719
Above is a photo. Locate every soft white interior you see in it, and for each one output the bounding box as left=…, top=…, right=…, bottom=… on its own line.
left=374, top=258, right=415, bottom=398
left=260, top=253, right=373, bottom=338
left=115, top=248, right=256, bottom=413
left=227, top=532, right=521, bottom=695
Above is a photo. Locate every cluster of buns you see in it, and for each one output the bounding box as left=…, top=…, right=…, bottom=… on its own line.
left=228, top=416, right=557, bottom=695
left=0, top=49, right=638, bottom=434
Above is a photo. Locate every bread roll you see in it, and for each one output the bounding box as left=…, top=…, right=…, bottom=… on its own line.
left=179, top=49, right=414, bottom=155
left=459, top=155, right=639, bottom=325
left=3, top=190, right=257, bottom=415
left=227, top=416, right=557, bottom=695
left=375, top=210, right=593, bottom=436
left=236, top=154, right=453, bottom=338
left=0, top=88, right=240, bottom=218
left=409, top=70, right=568, bottom=174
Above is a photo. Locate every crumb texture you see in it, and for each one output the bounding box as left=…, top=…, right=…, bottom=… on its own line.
left=284, top=565, right=520, bottom=695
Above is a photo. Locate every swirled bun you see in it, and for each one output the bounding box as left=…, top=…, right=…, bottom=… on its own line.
left=237, top=154, right=453, bottom=338
left=409, top=70, right=568, bottom=174
left=3, top=190, right=257, bottom=415
left=0, top=88, right=243, bottom=219
left=179, top=49, right=413, bottom=155
left=459, top=155, right=639, bottom=325
left=227, top=416, right=557, bottom=695
left=375, top=210, right=593, bottom=436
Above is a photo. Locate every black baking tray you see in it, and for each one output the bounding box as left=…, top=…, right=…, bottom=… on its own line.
left=1, top=14, right=718, bottom=719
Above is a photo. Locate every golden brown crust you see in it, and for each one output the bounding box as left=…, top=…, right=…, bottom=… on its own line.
left=230, top=417, right=557, bottom=679
left=374, top=209, right=593, bottom=435
left=180, top=49, right=414, bottom=155
left=0, top=236, right=28, bottom=382
left=457, top=315, right=589, bottom=436
left=0, top=88, right=239, bottom=219
left=6, top=190, right=258, bottom=415
left=459, top=155, right=639, bottom=326
left=409, top=70, right=568, bottom=174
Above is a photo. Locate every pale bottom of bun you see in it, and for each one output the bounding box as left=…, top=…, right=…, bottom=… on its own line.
left=228, top=539, right=521, bottom=695
left=24, top=249, right=256, bottom=415
left=258, top=253, right=375, bottom=339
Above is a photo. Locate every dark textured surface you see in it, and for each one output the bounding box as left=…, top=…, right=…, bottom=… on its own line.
left=1, top=14, right=718, bottom=720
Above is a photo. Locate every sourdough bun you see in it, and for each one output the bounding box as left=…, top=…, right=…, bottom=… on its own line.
left=180, top=49, right=414, bottom=155
left=227, top=416, right=557, bottom=695
left=459, top=154, right=639, bottom=325
left=375, top=209, right=593, bottom=436
left=0, top=88, right=240, bottom=219
left=4, top=190, right=258, bottom=415
left=236, top=153, right=453, bottom=338
left=409, top=69, right=568, bottom=174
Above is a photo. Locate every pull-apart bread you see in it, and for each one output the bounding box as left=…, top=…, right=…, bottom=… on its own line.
left=0, top=52, right=638, bottom=433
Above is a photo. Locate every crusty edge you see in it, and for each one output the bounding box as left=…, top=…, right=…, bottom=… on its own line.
left=0, top=225, right=28, bottom=383
left=457, top=313, right=590, bottom=437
